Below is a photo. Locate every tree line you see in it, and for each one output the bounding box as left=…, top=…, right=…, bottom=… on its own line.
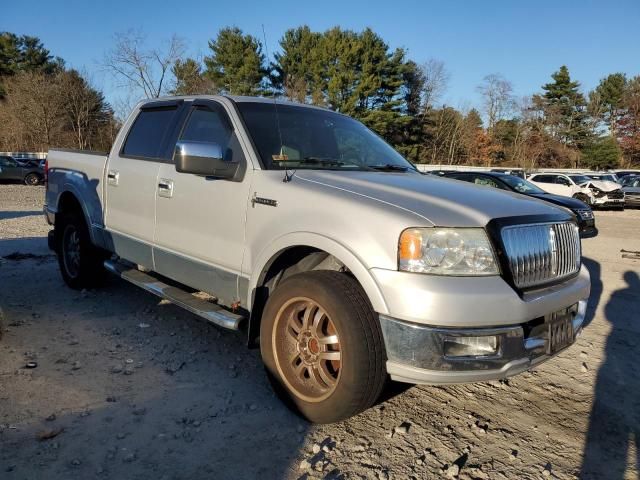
left=1, top=27, right=639, bottom=170
left=0, top=32, right=118, bottom=152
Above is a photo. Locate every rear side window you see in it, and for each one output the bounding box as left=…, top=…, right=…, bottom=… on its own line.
left=122, top=107, right=177, bottom=159
left=533, top=175, right=553, bottom=183
left=472, top=175, right=501, bottom=188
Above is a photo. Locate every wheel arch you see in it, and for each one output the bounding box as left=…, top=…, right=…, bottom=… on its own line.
left=246, top=233, right=388, bottom=347
left=54, top=190, right=97, bottom=245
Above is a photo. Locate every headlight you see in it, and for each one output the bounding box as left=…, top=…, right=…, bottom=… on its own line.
left=399, top=228, right=499, bottom=275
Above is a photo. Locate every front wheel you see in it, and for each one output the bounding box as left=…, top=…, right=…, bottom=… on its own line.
left=24, top=173, right=41, bottom=186
left=260, top=271, right=387, bottom=423
left=573, top=193, right=591, bottom=205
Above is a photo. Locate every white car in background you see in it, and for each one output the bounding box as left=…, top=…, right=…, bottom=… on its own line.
left=528, top=172, right=625, bottom=209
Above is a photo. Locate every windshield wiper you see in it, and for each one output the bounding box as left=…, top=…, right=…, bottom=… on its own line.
left=274, top=156, right=345, bottom=167
left=370, top=164, right=411, bottom=172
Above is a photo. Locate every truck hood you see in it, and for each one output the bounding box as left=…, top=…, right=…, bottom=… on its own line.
left=579, top=180, right=620, bottom=192
left=296, top=170, right=570, bottom=227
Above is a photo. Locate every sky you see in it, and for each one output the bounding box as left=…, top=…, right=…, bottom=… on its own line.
left=4, top=0, right=640, bottom=115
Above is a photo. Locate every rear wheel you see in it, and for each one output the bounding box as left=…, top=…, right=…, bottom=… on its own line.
left=260, top=270, right=387, bottom=423
left=24, top=173, right=41, bottom=186
left=56, top=212, right=108, bottom=289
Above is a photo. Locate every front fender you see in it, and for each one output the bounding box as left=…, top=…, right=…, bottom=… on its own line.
left=247, top=231, right=389, bottom=314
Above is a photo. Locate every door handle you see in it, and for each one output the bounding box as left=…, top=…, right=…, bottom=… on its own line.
left=107, top=170, right=119, bottom=186
left=158, top=178, right=174, bottom=198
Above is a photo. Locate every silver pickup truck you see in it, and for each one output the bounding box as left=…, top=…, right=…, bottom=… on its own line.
left=45, top=96, right=590, bottom=423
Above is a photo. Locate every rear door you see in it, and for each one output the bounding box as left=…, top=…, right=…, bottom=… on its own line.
left=531, top=174, right=562, bottom=195
left=104, top=100, right=185, bottom=268
left=153, top=99, right=252, bottom=305
left=552, top=175, right=575, bottom=197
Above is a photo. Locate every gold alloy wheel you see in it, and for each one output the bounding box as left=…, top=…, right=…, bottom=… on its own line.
left=272, top=297, right=342, bottom=403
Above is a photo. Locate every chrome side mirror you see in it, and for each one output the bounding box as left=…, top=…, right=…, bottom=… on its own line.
left=173, top=140, right=239, bottom=179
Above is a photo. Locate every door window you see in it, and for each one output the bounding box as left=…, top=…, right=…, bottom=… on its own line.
left=471, top=175, right=501, bottom=189
left=556, top=176, right=571, bottom=186
left=178, top=105, right=244, bottom=163
left=0, top=157, right=17, bottom=167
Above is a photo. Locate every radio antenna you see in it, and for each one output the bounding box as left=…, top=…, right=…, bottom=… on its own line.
left=261, top=24, right=293, bottom=182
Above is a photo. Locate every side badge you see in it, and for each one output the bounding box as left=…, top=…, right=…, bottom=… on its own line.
left=252, top=193, right=278, bottom=208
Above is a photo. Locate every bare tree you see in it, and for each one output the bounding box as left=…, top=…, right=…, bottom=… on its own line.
left=1, top=71, right=65, bottom=150
left=419, top=58, right=449, bottom=111
left=0, top=70, right=117, bottom=151
left=103, top=31, right=186, bottom=99
left=477, top=73, right=515, bottom=130
left=60, top=70, right=105, bottom=149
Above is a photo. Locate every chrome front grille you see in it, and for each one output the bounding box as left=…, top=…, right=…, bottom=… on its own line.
left=501, top=222, right=581, bottom=289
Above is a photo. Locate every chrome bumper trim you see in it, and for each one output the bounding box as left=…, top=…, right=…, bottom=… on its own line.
left=380, top=299, right=587, bottom=385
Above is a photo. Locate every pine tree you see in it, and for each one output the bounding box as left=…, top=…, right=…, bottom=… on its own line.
left=204, top=27, right=267, bottom=96
left=539, top=66, right=592, bottom=148
left=581, top=136, right=621, bottom=170
left=589, top=73, right=627, bottom=135
left=172, top=58, right=216, bottom=95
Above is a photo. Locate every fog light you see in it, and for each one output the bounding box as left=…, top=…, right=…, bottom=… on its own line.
left=443, top=335, right=498, bottom=357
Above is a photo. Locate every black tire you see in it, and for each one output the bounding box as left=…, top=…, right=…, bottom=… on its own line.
left=55, top=212, right=108, bottom=289
left=573, top=193, right=591, bottom=205
left=260, top=270, right=387, bottom=423
left=24, top=173, right=41, bottom=186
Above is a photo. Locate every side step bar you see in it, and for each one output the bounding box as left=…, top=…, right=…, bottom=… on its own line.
left=104, top=260, right=244, bottom=330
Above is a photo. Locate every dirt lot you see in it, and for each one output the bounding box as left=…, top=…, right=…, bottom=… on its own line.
left=1, top=184, right=639, bottom=480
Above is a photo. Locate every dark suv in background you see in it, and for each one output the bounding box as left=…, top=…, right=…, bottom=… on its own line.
left=443, top=171, right=598, bottom=238
left=0, top=155, right=44, bottom=185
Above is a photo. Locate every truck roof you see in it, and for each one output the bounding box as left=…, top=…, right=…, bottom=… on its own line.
left=137, top=94, right=333, bottom=112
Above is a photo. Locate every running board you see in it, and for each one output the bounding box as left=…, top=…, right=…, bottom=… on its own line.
left=104, top=260, right=244, bottom=330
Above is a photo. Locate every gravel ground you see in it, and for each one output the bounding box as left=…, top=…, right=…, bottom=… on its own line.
left=1, top=184, right=639, bottom=480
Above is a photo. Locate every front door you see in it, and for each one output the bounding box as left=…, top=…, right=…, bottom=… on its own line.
left=104, top=101, right=184, bottom=268
left=153, top=100, right=252, bottom=306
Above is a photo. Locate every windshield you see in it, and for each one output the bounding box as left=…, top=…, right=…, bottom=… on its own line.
left=569, top=175, right=591, bottom=185
left=588, top=174, right=617, bottom=182
left=500, top=175, right=546, bottom=194
left=236, top=102, right=416, bottom=172
left=623, top=177, right=640, bottom=188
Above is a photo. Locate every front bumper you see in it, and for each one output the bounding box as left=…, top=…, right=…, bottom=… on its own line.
left=591, top=196, right=625, bottom=208
left=380, top=300, right=587, bottom=384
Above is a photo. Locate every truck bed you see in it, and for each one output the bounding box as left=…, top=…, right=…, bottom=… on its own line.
left=46, top=148, right=109, bottom=230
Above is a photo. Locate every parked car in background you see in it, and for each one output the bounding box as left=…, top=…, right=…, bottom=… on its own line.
left=614, top=170, right=640, bottom=181
left=0, top=155, right=44, bottom=185
left=44, top=95, right=590, bottom=423
left=528, top=172, right=624, bottom=209
left=425, top=169, right=457, bottom=176
left=443, top=171, right=597, bottom=238
left=621, top=175, right=640, bottom=207
left=490, top=168, right=525, bottom=179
